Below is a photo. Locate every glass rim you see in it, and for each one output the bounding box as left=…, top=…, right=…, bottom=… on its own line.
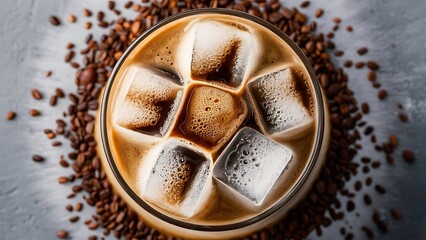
left=100, top=8, right=325, bottom=232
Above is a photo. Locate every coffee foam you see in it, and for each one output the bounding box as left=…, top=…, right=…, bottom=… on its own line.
left=107, top=14, right=318, bottom=226
left=176, top=85, right=248, bottom=151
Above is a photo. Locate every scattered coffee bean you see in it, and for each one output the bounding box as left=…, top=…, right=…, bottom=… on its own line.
left=390, top=208, right=402, bottom=220
left=398, top=113, right=408, bottom=122
left=375, top=184, right=386, bottom=194
left=367, top=61, right=380, bottom=70
left=357, top=47, right=368, bottom=55
left=70, top=216, right=80, bottom=223
left=355, top=61, right=365, bottom=69
left=402, top=150, right=415, bottom=163
left=65, top=204, right=73, bottom=212
left=368, top=71, right=376, bottom=81
left=315, top=9, right=324, bottom=18
left=76, top=202, right=83, bottom=212
left=32, top=155, right=44, bottom=163
left=56, top=230, right=68, bottom=239
left=45, top=70, right=52, bottom=77
left=58, top=176, right=70, bottom=184
left=83, top=9, right=93, bottom=17
left=300, top=1, right=310, bottom=8
left=85, top=22, right=92, bottom=29
left=6, top=111, right=16, bottom=121
left=29, top=109, right=41, bottom=117
left=49, top=16, right=61, bottom=26
left=31, top=88, right=43, bottom=100
left=50, top=95, right=58, bottom=106
left=346, top=25, right=353, bottom=32
left=361, top=103, right=370, bottom=114
left=68, top=15, right=76, bottom=23
left=378, top=89, right=388, bottom=100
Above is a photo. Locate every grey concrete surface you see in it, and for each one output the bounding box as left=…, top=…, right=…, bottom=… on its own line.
left=0, top=0, right=425, bottom=239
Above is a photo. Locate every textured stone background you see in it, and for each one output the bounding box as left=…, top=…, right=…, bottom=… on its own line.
left=0, top=0, right=425, bottom=239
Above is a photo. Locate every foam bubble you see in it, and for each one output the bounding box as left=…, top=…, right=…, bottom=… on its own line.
left=178, top=86, right=248, bottom=150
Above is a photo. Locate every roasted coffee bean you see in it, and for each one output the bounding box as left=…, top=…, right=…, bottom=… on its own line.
left=399, top=113, right=408, bottom=122
left=312, top=8, right=323, bottom=18
left=402, top=150, right=415, bottom=163
left=49, top=16, right=61, bottom=26
left=357, top=47, right=368, bottom=55
left=390, top=208, right=402, bottom=220
left=56, top=230, right=68, bottom=239
left=31, top=88, right=43, bottom=100
left=32, top=155, right=44, bottom=162
left=6, top=111, right=16, bottom=121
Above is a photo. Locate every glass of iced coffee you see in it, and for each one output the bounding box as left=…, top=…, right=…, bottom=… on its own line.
left=97, top=8, right=329, bottom=239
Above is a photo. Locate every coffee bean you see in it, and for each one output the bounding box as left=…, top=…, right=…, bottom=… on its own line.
left=398, top=113, right=408, bottom=122
left=68, top=15, right=76, bottom=23
left=65, top=204, right=73, bottom=212
left=357, top=47, right=368, bottom=55
left=368, top=71, right=376, bottom=81
left=300, top=1, right=310, bottom=8
left=50, top=95, right=58, bottom=106
left=32, top=155, right=44, bottom=163
left=355, top=61, right=365, bottom=69
left=49, top=16, right=61, bottom=26
left=367, top=61, right=380, bottom=70
left=375, top=184, right=386, bottom=194
left=402, top=150, right=415, bottom=163
left=65, top=51, right=75, bottom=62
left=29, top=109, right=41, bottom=117
left=31, top=88, right=43, bottom=100
left=364, top=194, right=372, bottom=205
left=378, top=89, right=388, bottom=100
left=315, top=9, right=324, bottom=18
left=83, top=9, right=93, bottom=17
left=124, top=1, right=134, bottom=8
left=79, top=67, right=97, bottom=86
left=390, top=208, right=402, bottom=220
left=361, top=103, right=370, bottom=114
left=45, top=70, right=53, bottom=77
left=56, top=230, right=68, bottom=239
left=6, top=111, right=16, bottom=121
left=346, top=25, right=353, bottom=32
left=346, top=200, right=355, bottom=212
left=76, top=202, right=83, bottom=212
left=70, top=216, right=80, bottom=223
left=343, top=60, right=352, bottom=68
left=85, top=22, right=92, bottom=29
left=108, top=1, right=116, bottom=10
left=58, top=176, right=70, bottom=184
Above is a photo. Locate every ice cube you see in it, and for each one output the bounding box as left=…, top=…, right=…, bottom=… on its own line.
left=247, top=67, right=313, bottom=136
left=213, top=127, right=293, bottom=205
left=190, top=20, right=252, bottom=88
left=141, top=139, right=212, bottom=218
left=175, top=85, right=248, bottom=151
left=115, top=65, right=183, bottom=136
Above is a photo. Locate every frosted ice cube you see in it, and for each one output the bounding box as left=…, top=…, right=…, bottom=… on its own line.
left=190, top=20, right=252, bottom=88
left=176, top=86, right=248, bottom=151
left=213, top=127, right=293, bottom=205
left=141, top=139, right=212, bottom=218
left=115, top=65, right=182, bottom=136
left=247, top=67, right=313, bottom=136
